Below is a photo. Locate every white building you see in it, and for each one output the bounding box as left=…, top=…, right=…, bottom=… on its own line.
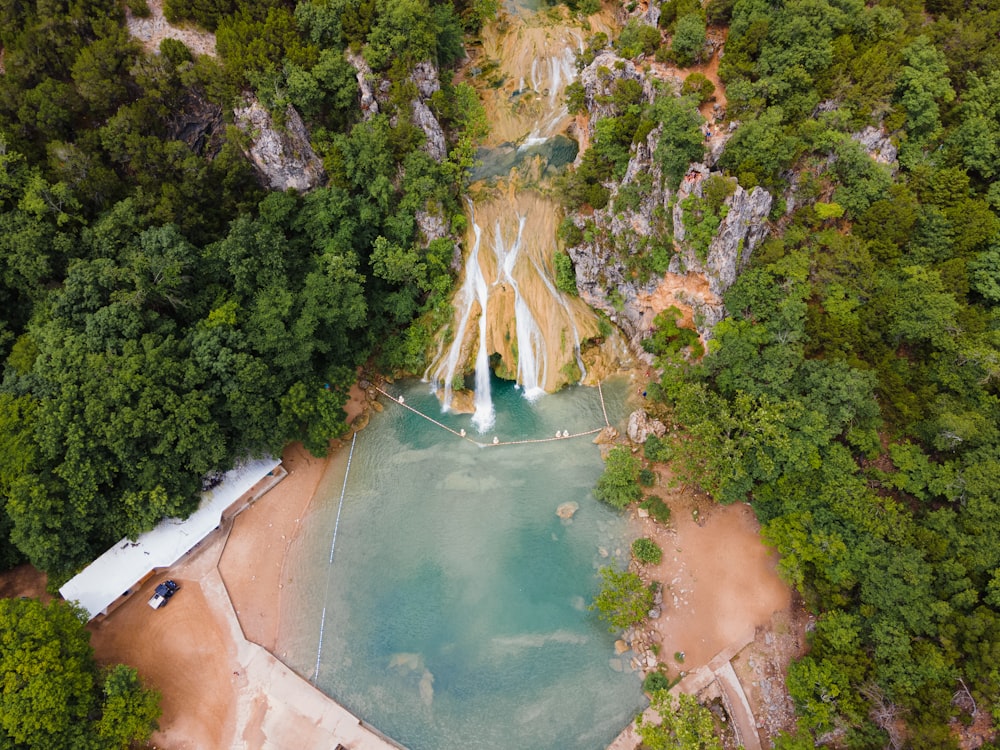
left=59, top=457, right=284, bottom=620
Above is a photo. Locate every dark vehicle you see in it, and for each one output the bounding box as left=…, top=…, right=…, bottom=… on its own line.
left=148, top=579, right=180, bottom=609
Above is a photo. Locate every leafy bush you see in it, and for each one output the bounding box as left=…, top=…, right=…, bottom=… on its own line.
left=594, top=446, right=643, bottom=509
left=644, top=434, right=672, bottom=462
left=638, top=467, right=656, bottom=486
left=590, top=566, right=654, bottom=630
left=671, top=14, right=707, bottom=67
left=681, top=72, right=716, bottom=103
left=553, top=251, right=578, bottom=295
left=640, top=496, right=672, bottom=524
left=632, top=537, right=663, bottom=564
left=617, top=20, right=661, bottom=59
left=643, top=670, right=671, bottom=693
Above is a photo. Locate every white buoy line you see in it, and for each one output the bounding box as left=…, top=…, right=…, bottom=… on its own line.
left=313, top=430, right=358, bottom=685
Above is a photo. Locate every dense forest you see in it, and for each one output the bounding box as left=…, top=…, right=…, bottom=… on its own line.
left=563, top=0, right=999, bottom=746
left=1, top=0, right=1000, bottom=747
left=0, top=0, right=497, bottom=580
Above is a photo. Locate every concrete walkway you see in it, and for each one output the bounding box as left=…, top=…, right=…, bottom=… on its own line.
left=207, top=565, right=403, bottom=750
left=605, top=626, right=762, bottom=750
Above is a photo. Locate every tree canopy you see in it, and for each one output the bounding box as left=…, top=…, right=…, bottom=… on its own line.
left=0, top=598, right=160, bottom=750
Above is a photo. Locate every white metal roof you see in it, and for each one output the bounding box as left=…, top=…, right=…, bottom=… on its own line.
left=59, top=456, right=282, bottom=620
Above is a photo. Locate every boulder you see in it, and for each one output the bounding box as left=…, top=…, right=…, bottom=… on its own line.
left=626, top=410, right=667, bottom=444
left=614, top=639, right=629, bottom=654
left=593, top=426, right=619, bottom=444
left=851, top=124, right=898, bottom=171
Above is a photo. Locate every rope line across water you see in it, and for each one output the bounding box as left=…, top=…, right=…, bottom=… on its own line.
left=374, top=386, right=608, bottom=447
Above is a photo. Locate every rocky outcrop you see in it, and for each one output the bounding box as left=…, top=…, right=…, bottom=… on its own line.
left=416, top=209, right=448, bottom=244
left=168, top=91, right=223, bottom=157
left=626, top=410, right=667, bottom=444
left=568, top=134, right=772, bottom=351
left=345, top=56, right=446, bottom=162
left=671, top=163, right=773, bottom=299
left=346, top=50, right=379, bottom=120
left=410, top=62, right=447, bottom=161
left=851, top=125, right=898, bottom=170
left=233, top=98, right=324, bottom=192
left=577, top=53, right=661, bottom=145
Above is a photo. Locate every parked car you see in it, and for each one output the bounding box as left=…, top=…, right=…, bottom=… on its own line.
left=148, top=579, right=180, bottom=609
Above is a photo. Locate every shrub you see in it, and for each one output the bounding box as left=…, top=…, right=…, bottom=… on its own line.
left=127, top=0, right=151, bottom=17
left=553, top=251, right=578, bottom=295
left=638, top=467, right=656, bottom=486
left=643, top=670, right=671, bottom=693
left=617, top=19, right=662, bottom=59
left=671, top=14, right=707, bottom=67
left=681, top=72, right=715, bottom=104
left=640, top=495, right=672, bottom=524
left=644, top=434, right=672, bottom=462
left=632, top=537, right=663, bottom=564
left=594, top=446, right=643, bottom=509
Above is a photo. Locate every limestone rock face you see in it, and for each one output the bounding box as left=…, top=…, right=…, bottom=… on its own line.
left=410, top=61, right=447, bottom=161
left=851, top=125, right=898, bottom=169
left=626, top=410, right=667, bottom=444
left=416, top=209, right=448, bottom=244
left=346, top=51, right=380, bottom=120
left=233, top=98, right=324, bottom=192
left=671, top=163, right=773, bottom=299
left=577, top=53, right=661, bottom=146
left=568, top=146, right=771, bottom=356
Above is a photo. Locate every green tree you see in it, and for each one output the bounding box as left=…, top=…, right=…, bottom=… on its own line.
left=637, top=692, right=723, bottom=749
left=594, top=446, right=643, bottom=509
left=590, top=566, right=654, bottom=630
left=95, top=665, right=161, bottom=749
left=896, top=36, right=955, bottom=140
left=0, top=598, right=160, bottom=750
left=632, top=537, right=663, bottom=564
left=671, top=14, right=707, bottom=67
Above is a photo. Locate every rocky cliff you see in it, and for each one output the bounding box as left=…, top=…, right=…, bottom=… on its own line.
left=233, top=98, right=325, bottom=192
left=346, top=55, right=448, bottom=163
left=565, top=54, right=772, bottom=359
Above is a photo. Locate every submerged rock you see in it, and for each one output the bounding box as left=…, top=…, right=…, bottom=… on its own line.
left=557, top=501, right=579, bottom=519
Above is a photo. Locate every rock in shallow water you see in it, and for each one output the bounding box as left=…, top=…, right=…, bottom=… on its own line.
left=556, top=501, right=579, bottom=519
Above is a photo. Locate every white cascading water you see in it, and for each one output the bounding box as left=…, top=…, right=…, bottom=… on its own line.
left=429, top=17, right=603, bottom=418
left=522, top=49, right=578, bottom=147
left=471, top=223, right=495, bottom=431
left=432, top=218, right=493, bottom=422
left=493, top=216, right=547, bottom=400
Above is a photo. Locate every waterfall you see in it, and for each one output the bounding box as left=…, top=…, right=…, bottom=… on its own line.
left=431, top=219, right=487, bottom=414
left=493, top=216, right=547, bottom=400
left=428, top=12, right=604, bottom=414
left=471, top=224, right=495, bottom=431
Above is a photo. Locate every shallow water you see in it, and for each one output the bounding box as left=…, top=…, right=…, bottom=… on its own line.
left=280, top=377, right=646, bottom=750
